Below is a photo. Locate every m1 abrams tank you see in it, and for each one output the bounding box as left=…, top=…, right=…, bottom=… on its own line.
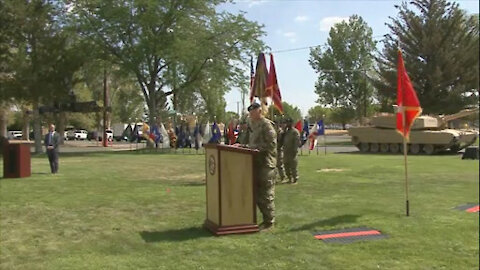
left=348, top=108, right=479, bottom=155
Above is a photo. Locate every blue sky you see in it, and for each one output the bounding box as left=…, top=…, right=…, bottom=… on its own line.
left=221, top=0, right=479, bottom=116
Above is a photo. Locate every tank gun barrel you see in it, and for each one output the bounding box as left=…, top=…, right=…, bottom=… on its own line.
left=442, top=108, right=479, bottom=122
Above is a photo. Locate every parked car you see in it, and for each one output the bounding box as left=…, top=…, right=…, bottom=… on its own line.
left=88, top=130, right=113, bottom=141
left=73, top=130, right=88, bottom=140
left=7, top=131, right=22, bottom=140
left=66, top=129, right=76, bottom=140
left=105, top=129, right=113, bottom=141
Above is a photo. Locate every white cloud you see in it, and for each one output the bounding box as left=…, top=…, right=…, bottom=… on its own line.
left=319, top=16, right=348, bottom=32
left=294, top=15, right=309, bottom=22
left=246, top=0, right=266, bottom=8
left=281, top=31, right=297, bottom=43
left=276, top=30, right=297, bottom=43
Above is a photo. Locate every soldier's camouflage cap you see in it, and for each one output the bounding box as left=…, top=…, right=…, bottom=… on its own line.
left=247, top=103, right=261, bottom=111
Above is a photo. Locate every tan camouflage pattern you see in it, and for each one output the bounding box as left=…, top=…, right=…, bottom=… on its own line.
left=283, top=127, right=300, bottom=182
left=248, top=117, right=277, bottom=169
left=276, top=127, right=285, bottom=181
left=249, top=117, right=277, bottom=225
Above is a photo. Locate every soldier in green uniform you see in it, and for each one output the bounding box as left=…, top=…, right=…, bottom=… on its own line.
left=276, top=118, right=286, bottom=183
left=235, top=116, right=250, bottom=145
left=247, top=103, right=277, bottom=231
left=283, top=118, right=300, bottom=184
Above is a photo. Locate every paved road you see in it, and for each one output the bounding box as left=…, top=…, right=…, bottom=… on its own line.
left=27, top=135, right=358, bottom=154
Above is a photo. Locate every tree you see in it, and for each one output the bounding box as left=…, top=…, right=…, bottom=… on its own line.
left=375, top=0, right=479, bottom=114
left=330, top=107, right=355, bottom=129
left=74, top=0, right=265, bottom=126
left=307, top=105, right=331, bottom=123
left=309, top=15, right=376, bottom=122
left=2, top=0, right=71, bottom=151
left=267, top=102, right=302, bottom=123
left=224, top=111, right=239, bottom=122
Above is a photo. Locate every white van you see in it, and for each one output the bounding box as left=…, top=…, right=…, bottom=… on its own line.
left=7, top=131, right=22, bottom=140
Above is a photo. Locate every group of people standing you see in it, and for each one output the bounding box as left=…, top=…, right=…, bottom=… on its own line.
left=234, top=102, right=300, bottom=231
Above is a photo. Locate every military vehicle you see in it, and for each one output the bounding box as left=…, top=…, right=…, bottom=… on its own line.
left=348, top=108, right=479, bottom=154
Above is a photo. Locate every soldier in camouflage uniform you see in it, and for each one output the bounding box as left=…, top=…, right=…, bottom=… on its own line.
left=235, top=116, right=250, bottom=145
left=247, top=103, right=277, bottom=231
left=283, top=118, right=300, bottom=184
left=275, top=119, right=286, bottom=183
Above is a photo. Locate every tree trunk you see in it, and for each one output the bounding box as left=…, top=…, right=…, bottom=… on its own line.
left=33, top=101, right=43, bottom=153
left=22, top=107, right=31, bottom=140
left=148, top=83, right=157, bottom=127
left=0, top=103, right=8, bottom=138
left=57, top=111, right=66, bottom=144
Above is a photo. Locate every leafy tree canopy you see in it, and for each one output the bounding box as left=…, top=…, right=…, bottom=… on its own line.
left=375, top=0, right=479, bottom=114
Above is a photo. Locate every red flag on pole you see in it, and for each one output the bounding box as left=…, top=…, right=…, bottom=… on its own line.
left=266, top=54, right=283, bottom=113
left=396, top=50, right=422, bottom=140
left=294, top=120, right=302, bottom=133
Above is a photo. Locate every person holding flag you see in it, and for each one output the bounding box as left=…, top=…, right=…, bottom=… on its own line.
left=283, top=117, right=301, bottom=184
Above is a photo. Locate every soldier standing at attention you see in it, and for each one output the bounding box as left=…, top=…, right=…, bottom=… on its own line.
left=235, top=116, right=250, bottom=145
left=283, top=118, right=300, bottom=184
left=276, top=118, right=286, bottom=183
left=247, top=103, right=277, bottom=231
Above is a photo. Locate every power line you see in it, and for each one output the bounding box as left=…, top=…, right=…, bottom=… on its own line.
left=268, top=44, right=323, bottom=54
left=269, top=35, right=386, bottom=54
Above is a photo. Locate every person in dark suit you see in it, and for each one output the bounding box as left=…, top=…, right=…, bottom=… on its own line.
left=44, top=123, right=60, bottom=174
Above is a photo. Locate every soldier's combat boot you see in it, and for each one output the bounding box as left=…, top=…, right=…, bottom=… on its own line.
left=259, top=222, right=274, bottom=232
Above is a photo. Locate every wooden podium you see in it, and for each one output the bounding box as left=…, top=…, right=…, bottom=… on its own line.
left=204, top=144, right=259, bottom=235
left=3, top=140, right=33, bottom=178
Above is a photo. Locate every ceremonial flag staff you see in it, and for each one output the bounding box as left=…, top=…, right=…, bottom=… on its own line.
left=396, top=49, right=422, bottom=216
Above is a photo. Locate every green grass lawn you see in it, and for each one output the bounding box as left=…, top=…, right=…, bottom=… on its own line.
left=0, top=151, right=478, bottom=269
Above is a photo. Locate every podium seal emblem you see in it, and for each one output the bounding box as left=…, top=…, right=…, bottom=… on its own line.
left=208, top=155, right=216, bottom=175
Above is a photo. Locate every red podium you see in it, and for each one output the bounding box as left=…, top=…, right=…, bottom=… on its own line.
left=204, top=144, right=259, bottom=235
left=3, top=140, right=32, bottom=178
